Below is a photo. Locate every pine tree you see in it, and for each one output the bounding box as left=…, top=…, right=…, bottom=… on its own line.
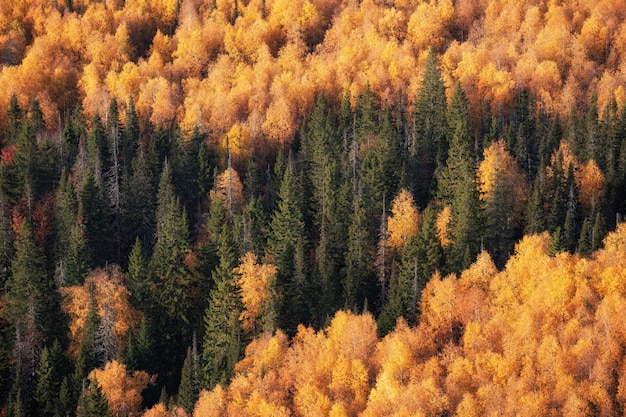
left=356, top=84, right=379, bottom=146
left=177, top=347, right=199, bottom=414
left=122, top=96, right=140, bottom=170
left=202, top=225, right=242, bottom=389
left=126, top=237, right=150, bottom=310
left=591, top=208, right=607, bottom=251
left=76, top=377, right=110, bottom=417
left=122, top=147, right=156, bottom=254
left=412, top=47, right=447, bottom=205
left=415, top=203, right=444, bottom=282
left=78, top=169, right=112, bottom=267
left=7, top=93, right=22, bottom=145
left=342, top=195, right=372, bottom=312
left=151, top=163, right=194, bottom=328
left=35, top=346, right=56, bottom=416
left=577, top=217, right=592, bottom=255
left=86, top=115, right=107, bottom=188
left=377, top=236, right=420, bottom=336
left=4, top=219, right=48, bottom=328
left=525, top=167, right=546, bottom=234
left=0, top=169, right=14, bottom=285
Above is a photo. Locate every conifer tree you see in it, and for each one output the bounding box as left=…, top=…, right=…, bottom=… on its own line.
left=177, top=346, right=199, bottom=414
left=202, top=225, right=241, bottom=389
left=123, top=147, right=156, bottom=254
left=412, top=47, right=447, bottom=205
left=377, top=236, right=420, bottom=336
left=35, top=346, right=56, bottom=416
left=342, top=195, right=372, bottom=312
left=0, top=169, right=13, bottom=285
left=78, top=169, right=112, bottom=267
left=126, top=237, right=150, bottom=310
left=76, top=377, right=110, bottom=417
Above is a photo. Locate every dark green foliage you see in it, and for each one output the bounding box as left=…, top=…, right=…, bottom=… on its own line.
left=177, top=346, right=199, bottom=414
left=76, top=377, right=110, bottom=417
left=4, top=219, right=48, bottom=327
left=377, top=236, right=419, bottom=336
left=126, top=237, right=151, bottom=309
left=525, top=167, right=546, bottom=235
left=412, top=47, right=447, bottom=205
left=202, top=225, right=242, bottom=389
left=122, top=147, right=157, bottom=254
left=0, top=169, right=14, bottom=285
left=78, top=169, right=112, bottom=267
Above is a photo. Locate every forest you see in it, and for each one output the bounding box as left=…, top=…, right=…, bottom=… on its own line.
left=2, top=0, right=626, bottom=415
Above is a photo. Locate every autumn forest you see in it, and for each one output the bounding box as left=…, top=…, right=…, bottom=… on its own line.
left=3, top=0, right=626, bottom=415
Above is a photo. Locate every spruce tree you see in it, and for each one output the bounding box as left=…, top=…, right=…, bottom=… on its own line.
left=78, top=169, right=112, bottom=267
left=126, top=237, right=151, bottom=310
left=202, top=225, right=242, bottom=389
left=177, top=347, right=199, bottom=414
left=76, top=377, right=110, bottom=417
left=35, top=346, right=56, bottom=416
left=122, top=147, right=156, bottom=254
left=412, top=47, right=447, bottom=205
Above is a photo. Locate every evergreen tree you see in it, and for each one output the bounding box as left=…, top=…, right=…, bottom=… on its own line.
left=446, top=81, right=472, bottom=159
left=78, top=169, right=112, bottom=267
left=511, top=89, right=537, bottom=176
left=342, top=195, right=372, bottom=312
left=126, top=237, right=151, bottom=310
left=525, top=167, right=546, bottom=234
left=412, top=47, right=447, bottom=205
left=61, top=223, right=89, bottom=286
left=76, top=377, right=110, bottom=417
left=415, top=203, right=444, bottom=282
left=577, top=216, right=592, bottom=255
left=7, top=93, right=22, bottom=145
left=86, top=115, right=107, bottom=188
left=122, top=147, right=157, bottom=254
left=202, top=225, right=242, bottom=389
left=177, top=346, right=199, bottom=414
left=356, top=84, right=379, bottom=146
left=377, top=236, right=420, bottom=336
left=150, top=162, right=195, bottom=391
left=35, top=346, right=56, bottom=416
left=592, top=208, right=607, bottom=251
left=0, top=169, right=14, bottom=285
left=4, top=219, right=49, bottom=329
left=122, top=96, right=140, bottom=170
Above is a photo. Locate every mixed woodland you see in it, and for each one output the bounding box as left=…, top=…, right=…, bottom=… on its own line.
left=2, top=0, right=626, bottom=415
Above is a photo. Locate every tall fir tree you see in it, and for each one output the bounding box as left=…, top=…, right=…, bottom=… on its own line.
left=177, top=346, right=199, bottom=414
left=202, top=225, right=242, bottom=389
left=412, top=47, right=447, bottom=206
left=76, top=377, right=110, bottom=417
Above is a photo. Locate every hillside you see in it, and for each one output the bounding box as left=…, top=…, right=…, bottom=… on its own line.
left=2, top=0, right=626, bottom=416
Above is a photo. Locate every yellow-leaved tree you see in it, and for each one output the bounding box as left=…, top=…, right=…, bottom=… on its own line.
left=234, top=252, right=278, bottom=336
left=386, top=188, right=421, bottom=252
left=89, top=360, right=154, bottom=417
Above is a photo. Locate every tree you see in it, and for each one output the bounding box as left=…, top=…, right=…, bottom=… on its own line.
left=122, top=147, right=156, bottom=254
left=343, top=194, right=373, bottom=312
left=89, top=360, right=154, bottom=417
left=412, top=47, right=447, bottom=205
left=78, top=169, right=113, bottom=267
left=76, top=377, right=111, bottom=417
left=387, top=188, right=421, bottom=252
left=478, top=140, right=527, bottom=265
left=178, top=346, right=199, bottom=414
left=126, top=237, right=151, bottom=310
left=202, top=225, right=242, bottom=389
left=234, top=252, right=278, bottom=336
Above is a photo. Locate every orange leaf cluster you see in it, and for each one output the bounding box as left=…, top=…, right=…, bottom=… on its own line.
left=188, top=224, right=626, bottom=416
left=61, top=267, right=141, bottom=358
left=3, top=0, right=626, bottom=145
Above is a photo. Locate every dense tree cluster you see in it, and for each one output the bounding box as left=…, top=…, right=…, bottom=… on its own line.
left=2, top=0, right=626, bottom=416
